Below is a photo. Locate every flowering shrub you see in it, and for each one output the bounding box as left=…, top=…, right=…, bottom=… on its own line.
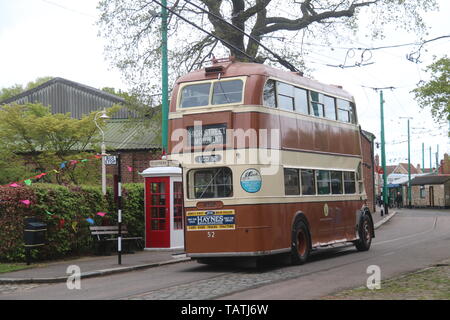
left=0, top=183, right=144, bottom=262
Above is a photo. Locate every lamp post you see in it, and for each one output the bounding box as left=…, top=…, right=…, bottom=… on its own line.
left=94, top=109, right=109, bottom=195
left=400, top=116, right=413, bottom=207
left=380, top=90, right=388, bottom=216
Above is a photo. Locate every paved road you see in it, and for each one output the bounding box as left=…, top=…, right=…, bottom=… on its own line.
left=1, top=208, right=449, bottom=300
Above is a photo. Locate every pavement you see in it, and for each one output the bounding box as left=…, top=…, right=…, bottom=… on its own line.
left=0, top=207, right=397, bottom=284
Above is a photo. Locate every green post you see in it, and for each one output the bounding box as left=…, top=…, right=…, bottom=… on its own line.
left=430, top=146, right=432, bottom=172
left=407, top=119, right=412, bottom=207
left=422, top=143, right=424, bottom=172
left=161, top=0, right=169, bottom=153
left=436, top=144, right=439, bottom=172
left=380, top=91, right=388, bottom=215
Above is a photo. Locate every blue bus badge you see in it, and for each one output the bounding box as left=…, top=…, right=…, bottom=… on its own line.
left=240, top=168, right=262, bottom=193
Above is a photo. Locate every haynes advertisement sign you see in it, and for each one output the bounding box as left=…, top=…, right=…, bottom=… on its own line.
left=186, top=210, right=235, bottom=231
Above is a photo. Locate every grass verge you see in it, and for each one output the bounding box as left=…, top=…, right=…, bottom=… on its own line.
left=0, top=264, right=31, bottom=274
left=323, top=260, right=450, bottom=300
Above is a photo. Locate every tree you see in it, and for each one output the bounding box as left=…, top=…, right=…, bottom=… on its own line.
left=97, top=0, right=437, bottom=95
left=0, top=77, right=53, bottom=102
left=412, top=56, right=450, bottom=122
left=0, top=103, right=113, bottom=185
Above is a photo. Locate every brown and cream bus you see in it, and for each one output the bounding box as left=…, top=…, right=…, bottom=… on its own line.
left=168, top=58, right=374, bottom=264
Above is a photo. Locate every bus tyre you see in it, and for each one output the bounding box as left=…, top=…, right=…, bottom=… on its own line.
left=355, top=214, right=373, bottom=251
left=291, top=220, right=311, bottom=265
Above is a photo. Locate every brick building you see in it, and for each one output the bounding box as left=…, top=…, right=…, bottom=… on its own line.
left=410, top=174, right=450, bottom=208
left=361, top=130, right=376, bottom=212
left=103, top=119, right=161, bottom=184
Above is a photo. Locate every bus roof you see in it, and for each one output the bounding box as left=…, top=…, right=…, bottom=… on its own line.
left=175, top=61, right=354, bottom=101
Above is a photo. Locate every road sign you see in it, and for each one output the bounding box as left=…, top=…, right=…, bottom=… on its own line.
left=105, top=155, right=117, bottom=165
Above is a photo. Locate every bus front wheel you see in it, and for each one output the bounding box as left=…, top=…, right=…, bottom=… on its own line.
left=291, top=220, right=311, bottom=265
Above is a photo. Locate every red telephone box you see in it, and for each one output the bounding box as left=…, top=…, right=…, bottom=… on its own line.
left=141, top=162, right=183, bottom=249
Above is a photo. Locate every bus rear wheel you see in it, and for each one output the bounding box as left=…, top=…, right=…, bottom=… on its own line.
left=354, top=214, right=373, bottom=251
left=291, top=220, right=311, bottom=265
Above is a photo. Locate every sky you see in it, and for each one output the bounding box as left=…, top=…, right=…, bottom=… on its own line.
left=0, top=0, right=449, bottom=168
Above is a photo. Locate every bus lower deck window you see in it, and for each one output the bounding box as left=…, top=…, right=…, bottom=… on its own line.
left=344, top=171, right=356, bottom=194
left=317, top=170, right=331, bottom=195
left=284, top=168, right=300, bottom=195
left=301, top=169, right=316, bottom=195
left=189, top=167, right=233, bottom=199
left=331, top=171, right=343, bottom=194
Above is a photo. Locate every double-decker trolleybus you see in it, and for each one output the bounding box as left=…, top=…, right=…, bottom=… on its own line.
left=168, top=57, right=374, bottom=264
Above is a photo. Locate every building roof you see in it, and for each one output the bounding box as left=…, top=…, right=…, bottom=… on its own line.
left=397, top=163, right=421, bottom=174
left=385, top=163, right=421, bottom=175
left=103, top=119, right=161, bottom=151
left=386, top=165, right=397, bottom=175
left=361, top=130, right=376, bottom=142
left=0, top=77, right=128, bottom=119
left=410, top=174, right=450, bottom=186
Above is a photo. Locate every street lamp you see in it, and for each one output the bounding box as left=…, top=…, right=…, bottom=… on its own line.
left=94, top=109, right=110, bottom=195
left=400, top=116, right=413, bottom=208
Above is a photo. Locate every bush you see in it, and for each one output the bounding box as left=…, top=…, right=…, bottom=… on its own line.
left=0, top=183, right=145, bottom=262
left=0, top=187, right=36, bottom=261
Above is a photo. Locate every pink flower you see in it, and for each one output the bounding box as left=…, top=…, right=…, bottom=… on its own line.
left=19, top=199, right=31, bottom=207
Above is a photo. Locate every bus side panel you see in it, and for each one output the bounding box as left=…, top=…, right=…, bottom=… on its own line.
left=285, top=201, right=362, bottom=247
left=185, top=200, right=363, bottom=256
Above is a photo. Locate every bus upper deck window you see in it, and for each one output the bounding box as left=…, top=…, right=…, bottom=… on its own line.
left=310, top=91, right=324, bottom=117
left=294, top=87, right=308, bottom=114
left=263, top=79, right=276, bottom=108
left=180, top=83, right=211, bottom=108
left=337, top=99, right=353, bottom=123
left=324, top=95, right=337, bottom=120
left=277, top=82, right=294, bottom=111
left=212, top=80, right=243, bottom=105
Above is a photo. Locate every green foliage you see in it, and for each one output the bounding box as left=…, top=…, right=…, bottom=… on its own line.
left=412, top=56, right=450, bottom=122
left=0, top=187, right=37, bottom=261
left=105, top=183, right=145, bottom=237
left=0, top=146, right=33, bottom=185
left=0, top=183, right=145, bottom=262
left=0, top=77, right=53, bottom=102
left=0, top=103, right=117, bottom=185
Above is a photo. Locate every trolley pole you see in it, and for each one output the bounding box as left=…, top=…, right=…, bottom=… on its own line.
left=380, top=90, right=388, bottom=216
left=117, top=153, right=122, bottom=265
left=161, top=0, right=169, bottom=153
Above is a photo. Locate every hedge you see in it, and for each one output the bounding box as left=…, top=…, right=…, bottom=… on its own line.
left=0, top=183, right=144, bottom=262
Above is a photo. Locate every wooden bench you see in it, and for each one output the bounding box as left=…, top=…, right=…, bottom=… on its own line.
left=89, top=226, right=144, bottom=255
